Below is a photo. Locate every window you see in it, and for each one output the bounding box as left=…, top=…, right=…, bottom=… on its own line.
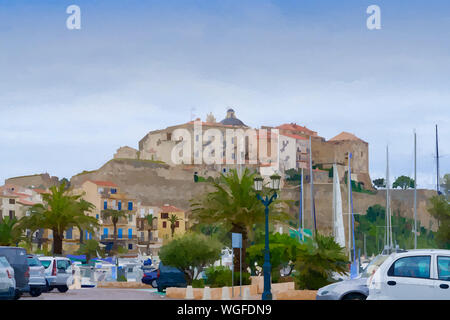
left=96, top=214, right=99, bottom=219
left=27, top=256, right=42, bottom=267
left=9, top=198, right=15, bottom=204
left=66, top=228, right=73, bottom=240
left=98, top=187, right=104, bottom=194
left=175, top=221, right=179, bottom=228
left=111, top=188, right=117, bottom=194
left=40, top=260, right=52, bottom=269
left=161, top=212, right=169, bottom=219
left=128, top=244, right=133, bottom=250
left=128, top=228, right=133, bottom=239
left=128, top=201, right=133, bottom=211
left=437, top=256, right=450, bottom=281
left=9, top=210, right=15, bottom=219
left=163, top=222, right=167, bottom=228
left=57, top=260, right=70, bottom=270
left=103, top=201, right=107, bottom=210
left=388, top=256, right=431, bottom=279
left=118, top=228, right=123, bottom=239
left=103, top=228, right=108, bottom=237
left=118, top=201, right=122, bottom=211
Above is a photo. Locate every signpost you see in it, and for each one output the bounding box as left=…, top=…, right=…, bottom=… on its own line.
left=232, top=233, right=243, bottom=298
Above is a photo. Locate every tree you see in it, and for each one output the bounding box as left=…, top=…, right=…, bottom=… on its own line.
left=101, top=209, right=129, bottom=252
left=442, top=173, right=450, bottom=198
left=373, top=178, right=386, bottom=189
left=246, top=232, right=301, bottom=280
left=159, top=232, right=222, bottom=284
left=168, top=214, right=181, bottom=238
left=77, top=239, right=103, bottom=265
left=428, top=195, right=450, bottom=249
left=293, top=234, right=348, bottom=290
left=24, top=182, right=98, bottom=254
left=191, top=168, right=289, bottom=271
left=0, top=217, right=25, bottom=246
left=392, top=175, right=415, bottom=190
left=73, top=199, right=97, bottom=245
left=145, top=213, right=157, bottom=253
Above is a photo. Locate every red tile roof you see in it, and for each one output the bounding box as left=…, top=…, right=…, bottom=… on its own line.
left=17, top=199, right=36, bottom=206
left=160, top=205, right=184, bottom=212
left=88, top=180, right=119, bottom=187
left=281, top=133, right=308, bottom=140
left=276, top=123, right=317, bottom=136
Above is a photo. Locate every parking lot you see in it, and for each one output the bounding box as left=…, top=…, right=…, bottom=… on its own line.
left=20, top=288, right=168, bottom=300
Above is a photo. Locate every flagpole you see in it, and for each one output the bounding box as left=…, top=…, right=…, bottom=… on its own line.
left=348, top=153, right=352, bottom=261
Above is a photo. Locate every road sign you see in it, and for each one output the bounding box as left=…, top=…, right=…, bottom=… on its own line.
left=232, top=233, right=242, bottom=248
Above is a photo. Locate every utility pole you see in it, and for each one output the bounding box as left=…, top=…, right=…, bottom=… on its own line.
left=309, top=136, right=314, bottom=238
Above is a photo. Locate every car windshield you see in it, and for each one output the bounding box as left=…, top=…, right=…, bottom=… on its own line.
left=27, top=256, right=42, bottom=267
left=40, top=260, right=52, bottom=269
left=361, top=255, right=389, bottom=277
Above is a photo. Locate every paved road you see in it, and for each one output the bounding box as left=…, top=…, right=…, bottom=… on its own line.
left=20, top=288, right=167, bottom=300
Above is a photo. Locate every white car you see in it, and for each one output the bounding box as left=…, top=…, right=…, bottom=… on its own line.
left=0, top=256, right=15, bottom=300
left=38, top=257, right=74, bottom=293
left=367, top=249, right=450, bottom=300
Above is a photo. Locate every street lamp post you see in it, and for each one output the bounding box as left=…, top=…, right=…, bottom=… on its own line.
left=253, top=174, right=281, bottom=301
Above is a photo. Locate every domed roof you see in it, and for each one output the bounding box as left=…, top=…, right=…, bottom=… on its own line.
left=220, top=108, right=247, bottom=126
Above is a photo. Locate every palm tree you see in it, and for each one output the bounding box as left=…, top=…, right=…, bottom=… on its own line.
left=168, top=214, right=182, bottom=238
left=73, top=199, right=97, bottom=245
left=23, top=182, right=98, bottom=255
left=0, top=217, right=25, bottom=246
left=191, top=168, right=289, bottom=271
left=77, top=239, right=103, bottom=265
left=145, top=214, right=157, bottom=254
left=101, top=209, right=129, bottom=252
left=294, top=233, right=349, bottom=290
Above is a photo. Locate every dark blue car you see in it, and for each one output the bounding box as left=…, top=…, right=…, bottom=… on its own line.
left=156, top=262, right=187, bottom=292
left=141, top=266, right=158, bottom=288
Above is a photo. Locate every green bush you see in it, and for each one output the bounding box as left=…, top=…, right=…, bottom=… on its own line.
left=117, top=275, right=127, bottom=282
left=192, top=279, right=205, bottom=288
left=204, top=266, right=250, bottom=288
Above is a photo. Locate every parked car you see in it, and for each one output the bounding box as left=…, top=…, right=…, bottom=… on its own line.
left=141, top=266, right=158, bottom=288
left=156, top=262, right=187, bottom=292
left=316, top=254, right=389, bottom=300
left=26, top=254, right=47, bottom=297
left=0, top=256, right=16, bottom=300
left=367, top=249, right=450, bottom=300
left=38, top=256, right=74, bottom=293
left=0, top=246, right=30, bottom=299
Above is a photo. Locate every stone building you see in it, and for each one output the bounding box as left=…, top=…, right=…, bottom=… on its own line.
left=113, top=146, right=139, bottom=160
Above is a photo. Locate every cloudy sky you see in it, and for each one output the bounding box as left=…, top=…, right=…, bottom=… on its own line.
left=0, top=0, right=448, bottom=188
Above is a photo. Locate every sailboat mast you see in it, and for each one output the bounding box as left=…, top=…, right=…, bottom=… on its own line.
left=414, top=130, right=417, bottom=249
left=386, top=145, right=390, bottom=251
left=309, top=136, right=314, bottom=238
left=348, top=153, right=352, bottom=261
left=301, top=167, right=304, bottom=234
left=436, top=125, right=440, bottom=193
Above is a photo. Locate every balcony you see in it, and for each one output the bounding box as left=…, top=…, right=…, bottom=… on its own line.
left=100, top=235, right=137, bottom=241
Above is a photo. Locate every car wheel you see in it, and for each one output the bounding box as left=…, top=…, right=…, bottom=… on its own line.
left=157, top=286, right=165, bottom=293
left=342, top=293, right=366, bottom=300
left=151, top=280, right=158, bottom=288
left=30, top=288, right=42, bottom=297
left=57, top=285, right=69, bottom=293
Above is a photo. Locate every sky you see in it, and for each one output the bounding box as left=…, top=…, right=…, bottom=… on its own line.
left=0, top=0, right=448, bottom=189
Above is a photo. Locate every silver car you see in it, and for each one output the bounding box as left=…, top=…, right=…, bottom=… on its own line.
left=316, top=254, right=389, bottom=300
left=0, top=256, right=15, bottom=300
left=38, top=256, right=73, bottom=293
left=26, top=254, right=46, bottom=297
